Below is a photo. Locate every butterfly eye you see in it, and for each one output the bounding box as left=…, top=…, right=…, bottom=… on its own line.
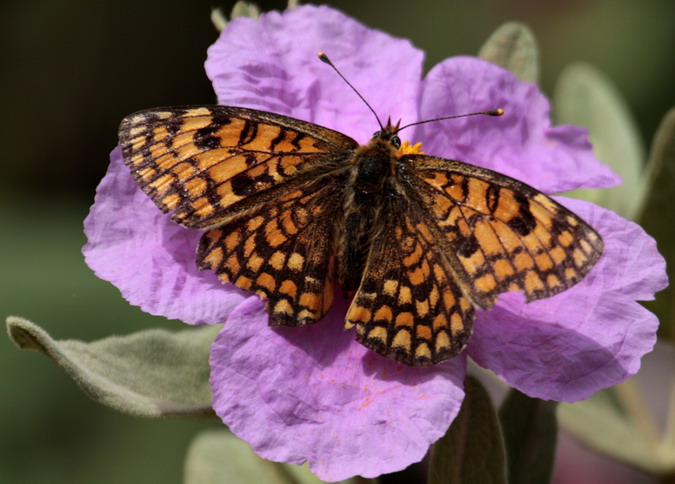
left=371, top=130, right=401, bottom=149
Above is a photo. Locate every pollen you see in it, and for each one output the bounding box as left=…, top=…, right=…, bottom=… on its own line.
left=398, top=140, right=425, bottom=156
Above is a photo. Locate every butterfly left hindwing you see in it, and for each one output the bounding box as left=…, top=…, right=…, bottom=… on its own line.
left=197, top=179, right=342, bottom=326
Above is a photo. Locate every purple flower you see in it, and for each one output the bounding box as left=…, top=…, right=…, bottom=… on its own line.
left=83, top=5, right=667, bottom=482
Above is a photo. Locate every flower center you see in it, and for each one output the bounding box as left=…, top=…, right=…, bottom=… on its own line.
left=397, top=140, right=425, bottom=156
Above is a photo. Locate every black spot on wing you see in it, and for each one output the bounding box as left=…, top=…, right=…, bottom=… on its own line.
left=457, top=233, right=480, bottom=258
left=507, top=192, right=536, bottom=236
left=238, top=120, right=258, bottom=146
left=195, top=124, right=223, bottom=150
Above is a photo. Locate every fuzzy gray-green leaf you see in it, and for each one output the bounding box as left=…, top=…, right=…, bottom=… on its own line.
left=428, top=376, right=506, bottom=484
left=7, top=316, right=218, bottom=418
left=499, top=389, right=558, bottom=484
left=559, top=343, right=675, bottom=474
left=634, top=107, right=675, bottom=221
left=184, top=430, right=355, bottom=484
left=554, top=63, right=645, bottom=219
left=634, top=108, right=675, bottom=331
left=558, top=388, right=660, bottom=471
left=478, top=22, right=539, bottom=83
left=230, top=1, right=260, bottom=20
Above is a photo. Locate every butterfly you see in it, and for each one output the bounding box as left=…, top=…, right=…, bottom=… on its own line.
left=118, top=97, right=603, bottom=367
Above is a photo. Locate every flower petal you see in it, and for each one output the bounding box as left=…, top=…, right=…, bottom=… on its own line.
left=467, top=198, right=667, bottom=402
left=82, top=148, right=248, bottom=324
left=205, top=4, right=424, bottom=144
left=418, top=57, right=620, bottom=193
left=210, top=294, right=466, bottom=482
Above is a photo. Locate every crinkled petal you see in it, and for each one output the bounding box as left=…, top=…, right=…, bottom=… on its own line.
left=418, top=57, right=620, bottom=193
left=210, top=294, right=466, bottom=482
left=467, top=199, right=667, bottom=402
left=82, top=148, right=248, bottom=324
left=206, top=4, right=423, bottom=144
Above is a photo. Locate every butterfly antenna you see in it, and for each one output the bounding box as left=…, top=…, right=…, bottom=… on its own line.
left=397, top=109, right=504, bottom=133
left=318, top=52, right=384, bottom=130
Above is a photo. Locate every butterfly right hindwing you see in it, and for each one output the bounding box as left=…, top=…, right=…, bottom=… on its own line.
left=345, top=195, right=474, bottom=366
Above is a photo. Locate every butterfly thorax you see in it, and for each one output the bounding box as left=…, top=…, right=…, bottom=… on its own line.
left=337, top=134, right=401, bottom=294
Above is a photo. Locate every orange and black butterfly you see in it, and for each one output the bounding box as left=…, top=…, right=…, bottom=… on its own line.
left=118, top=61, right=603, bottom=367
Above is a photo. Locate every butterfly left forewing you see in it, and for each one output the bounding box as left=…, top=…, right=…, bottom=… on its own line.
left=345, top=198, right=474, bottom=366
left=119, top=105, right=357, bottom=229
left=401, top=155, right=603, bottom=309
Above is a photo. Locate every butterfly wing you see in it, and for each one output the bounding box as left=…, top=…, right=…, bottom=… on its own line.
left=119, top=105, right=359, bottom=325
left=118, top=105, right=358, bottom=229
left=197, top=179, right=342, bottom=326
left=345, top=196, right=475, bottom=366
left=400, top=155, right=604, bottom=309
left=346, top=153, right=603, bottom=366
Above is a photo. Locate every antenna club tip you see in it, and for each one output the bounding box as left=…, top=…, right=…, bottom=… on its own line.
left=317, top=52, right=330, bottom=63
left=492, top=108, right=505, bottom=116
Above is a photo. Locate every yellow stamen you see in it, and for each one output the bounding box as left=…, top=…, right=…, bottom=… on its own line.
left=398, top=140, right=425, bottom=156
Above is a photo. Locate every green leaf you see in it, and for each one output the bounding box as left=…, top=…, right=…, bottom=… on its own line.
left=634, top=107, right=675, bottom=221
left=230, top=1, right=260, bottom=20
left=499, top=389, right=558, bottom=484
left=559, top=343, right=675, bottom=475
left=428, top=376, right=506, bottom=484
left=184, top=430, right=355, bottom=484
left=6, top=315, right=218, bottom=418
left=478, top=22, right=539, bottom=84
left=553, top=62, right=645, bottom=219
left=634, top=108, right=675, bottom=333
left=210, top=1, right=260, bottom=33
left=558, top=388, right=661, bottom=471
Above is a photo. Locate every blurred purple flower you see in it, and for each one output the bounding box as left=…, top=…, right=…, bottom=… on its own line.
left=83, top=5, right=667, bottom=482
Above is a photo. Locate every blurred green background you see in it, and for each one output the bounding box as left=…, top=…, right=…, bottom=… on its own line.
left=2, top=0, right=674, bottom=482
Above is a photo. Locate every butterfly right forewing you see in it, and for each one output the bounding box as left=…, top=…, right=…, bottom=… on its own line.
left=401, top=155, right=603, bottom=309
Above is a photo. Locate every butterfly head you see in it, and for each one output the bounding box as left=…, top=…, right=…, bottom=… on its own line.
left=372, top=118, right=402, bottom=149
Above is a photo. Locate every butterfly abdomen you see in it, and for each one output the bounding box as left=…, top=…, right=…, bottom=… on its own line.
left=337, top=138, right=399, bottom=293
